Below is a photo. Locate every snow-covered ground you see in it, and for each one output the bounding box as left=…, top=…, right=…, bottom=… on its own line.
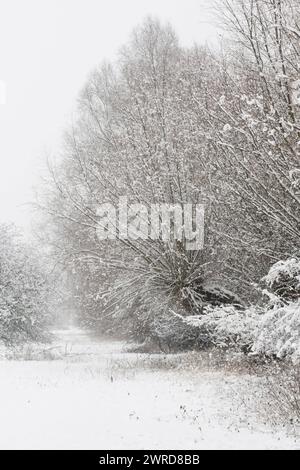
left=0, top=328, right=299, bottom=450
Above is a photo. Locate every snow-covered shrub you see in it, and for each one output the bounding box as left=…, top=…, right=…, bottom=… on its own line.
left=113, top=293, right=211, bottom=352
left=183, top=299, right=300, bottom=362
left=263, top=258, right=300, bottom=302
left=150, top=308, right=211, bottom=352
left=125, top=302, right=261, bottom=354
left=186, top=305, right=261, bottom=353
left=251, top=259, right=300, bottom=362
left=0, top=224, right=53, bottom=345
left=264, top=364, right=300, bottom=426
left=252, top=301, right=300, bottom=363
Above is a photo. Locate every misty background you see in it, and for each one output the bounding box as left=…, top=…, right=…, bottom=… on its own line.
left=0, top=0, right=217, bottom=229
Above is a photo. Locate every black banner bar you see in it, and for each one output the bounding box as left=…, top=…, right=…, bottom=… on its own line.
left=0, top=449, right=296, bottom=467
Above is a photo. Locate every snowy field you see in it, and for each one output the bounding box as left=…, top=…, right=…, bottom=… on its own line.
left=0, top=328, right=299, bottom=450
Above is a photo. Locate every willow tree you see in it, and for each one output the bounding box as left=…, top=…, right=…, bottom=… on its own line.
left=40, top=19, right=234, bottom=336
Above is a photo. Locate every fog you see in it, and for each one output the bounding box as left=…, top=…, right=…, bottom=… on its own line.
left=0, top=0, right=216, bottom=229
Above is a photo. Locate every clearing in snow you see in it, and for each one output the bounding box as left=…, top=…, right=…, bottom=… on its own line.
left=0, top=328, right=299, bottom=450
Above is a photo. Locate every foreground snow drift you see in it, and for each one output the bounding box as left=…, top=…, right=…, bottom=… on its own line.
left=0, top=329, right=298, bottom=450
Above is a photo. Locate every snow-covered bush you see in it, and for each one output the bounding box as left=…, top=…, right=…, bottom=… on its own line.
left=263, top=258, right=300, bottom=302
left=107, top=256, right=300, bottom=360
left=150, top=308, right=211, bottom=352
left=111, top=293, right=211, bottom=352
left=182, top=297, right=300, bottom=363
left=0, top=224, right=52, bottom=345
left=249, top=259, right=300, bottom=362
left=186, top=305, right=261, bottom=353
left=252, top=301, right=300, bottom=363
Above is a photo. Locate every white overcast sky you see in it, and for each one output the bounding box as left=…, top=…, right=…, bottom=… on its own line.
left=0, top=0, right=217, bottom=229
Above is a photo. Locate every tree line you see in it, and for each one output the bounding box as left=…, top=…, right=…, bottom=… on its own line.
left=37, top=0, right=300, bottom=344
